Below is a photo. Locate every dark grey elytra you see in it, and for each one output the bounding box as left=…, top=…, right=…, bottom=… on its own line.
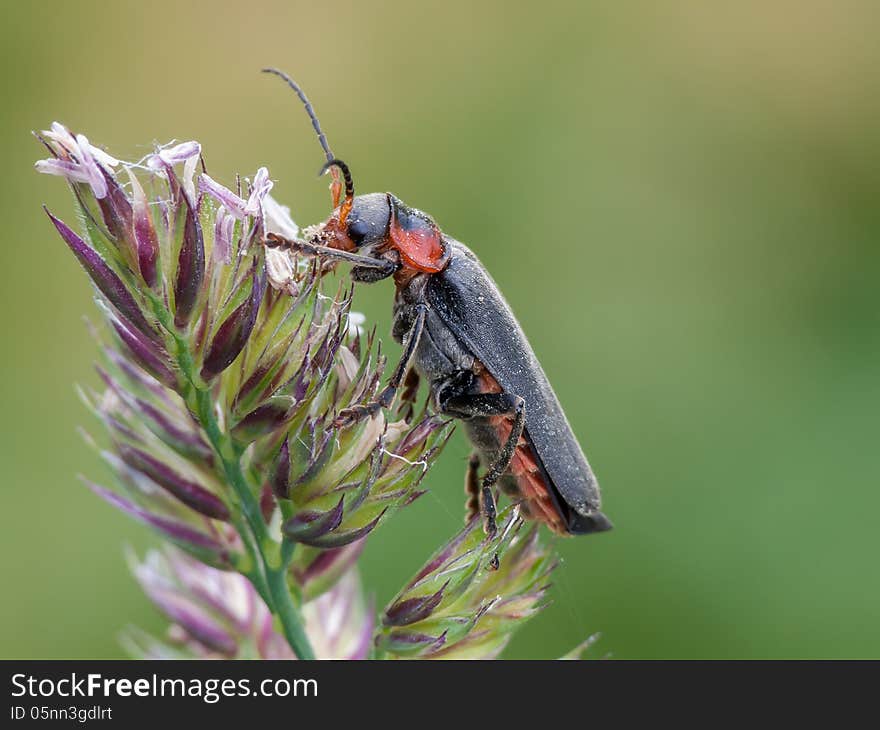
left=261, top=68, right=612, bottom=537
left=421, top=242, right=611, bottom=534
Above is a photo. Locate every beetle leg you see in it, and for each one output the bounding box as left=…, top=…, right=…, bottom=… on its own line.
left=350, top=265, right=397, bottom=283
left=265, top=232, right=399, bottom=275
left=396, top=368, right=421, bottom=422
left=439, top=392, right=526, bottom=538
left=334, top=305, right=428, bottom=428
left=464, top=452, right=481, bottom=524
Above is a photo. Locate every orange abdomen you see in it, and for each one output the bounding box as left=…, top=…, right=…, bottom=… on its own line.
left=476, top=370, right=568, bottom=535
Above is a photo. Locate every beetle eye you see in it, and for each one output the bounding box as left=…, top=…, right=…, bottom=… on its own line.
left=342, top=194, right=391, bottom=247
left=347, top=217, right=369, bottom=246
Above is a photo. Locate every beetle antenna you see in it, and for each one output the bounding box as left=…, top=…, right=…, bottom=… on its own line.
left=320, top=158, right=354, bottom=225
left=262, top=67, right=334, bottom=163
left=262, top=67, right=351, bottom=210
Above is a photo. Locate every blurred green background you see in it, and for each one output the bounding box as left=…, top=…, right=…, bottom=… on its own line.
left=2, top=0, right=878, bottom=659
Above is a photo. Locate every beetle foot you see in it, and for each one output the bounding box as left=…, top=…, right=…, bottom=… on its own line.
left=264, top=232, right=298, bottom=250
left=481, top=483, right=498, bottom=538
left=333, top=402, right=382, bottom=428
left=464, top=453, right=481, bottom=524
left=396, top=368, right=421, bottom=423
left=335, top=384, right=397, bottom=429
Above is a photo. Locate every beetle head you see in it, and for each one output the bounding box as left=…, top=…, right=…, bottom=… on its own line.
left=317, top=161, right=449, bottom=274
left=345, top=193, right=392, bottom=249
